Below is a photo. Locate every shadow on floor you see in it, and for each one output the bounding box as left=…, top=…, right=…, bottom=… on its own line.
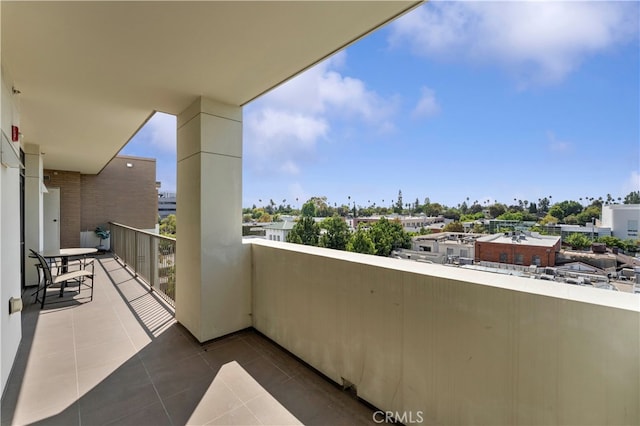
left=2, top=256, right=377, bottom=426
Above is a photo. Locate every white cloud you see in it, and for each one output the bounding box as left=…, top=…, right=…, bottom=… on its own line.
left=547, top=131, right=571, bottom=152
left=623, top=170, right=640, bottom=195
left=245, top=52, right=397, bottom=175
left=412, top=86, right=441, bottom=119
left=389, top=1, right=639, bottom=86
left=146, top=112, right=176, bottom=153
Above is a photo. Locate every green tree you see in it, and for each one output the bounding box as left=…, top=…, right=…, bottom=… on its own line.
left=565, top=233, right=592, bottom=250
left=622, top=239, right=639, bottom=253
left=418, top=227, right=431, bottom=235
left=442, top=221, right=464, bottom=232
left=301, top=200, right=317, bottom=217
left=460, top=212, right=485, bottom=222
left=442, top=208, right=460, bottom=221
left=488, top=203, right=506, bottom=218
left=596, top=235, right=624, bottom=249
left=575, top=205, right=601, bottom=225
left=159, top=214, right=176, bottom=237
left=258, top=212, right=272, bottom=223
left=346, top=225, right=375, bottom=254
left=555, top=200, right=583, bottom=218
left=564, top=214, right=578, bottom=225
left=369, top=217, right=411, bottom=257
left=496, top=211, right=524, bottom=221
left=472, top=223, right=487, bottom=233
left=548, top=205, right=565, bottom=220
left=287, top=216, right=320, bottom=246
left=540, top=214, right=559, bottom=225
left=424, top=202, right=443, bottom=217
left=538, top=197, right=551, bottom=213
left=319, top=215, right=350, bottom=250
left=624, top=191, right=640, bottom=204
left=394, top=190, right=403, bottom=214
left=308, top=196, right=330, bottom=216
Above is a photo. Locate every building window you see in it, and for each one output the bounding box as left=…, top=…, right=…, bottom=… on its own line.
left=515, top=253, right=524, bottom=265
left=422, top=246, right=431, bottom=252
left=532, top=255, right=541, bottom=266
left=446, top=248, right=454, bottom=255
left=628, top=220, right=638, bottom=237
left=460, top=249, right=468, bottom=258
left=499, top=253, right=508, bottom=263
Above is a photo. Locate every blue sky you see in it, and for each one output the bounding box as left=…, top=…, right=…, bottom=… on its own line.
left=120, top=1, right=640, bottom=209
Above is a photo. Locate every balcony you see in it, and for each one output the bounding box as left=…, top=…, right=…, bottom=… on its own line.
left=3, top=235, right=638, bottom=425
left=1, top=255, right=377, bottom=425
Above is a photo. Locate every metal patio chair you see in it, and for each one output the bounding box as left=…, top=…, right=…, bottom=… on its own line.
left=29, top=249, right=95, bottom=308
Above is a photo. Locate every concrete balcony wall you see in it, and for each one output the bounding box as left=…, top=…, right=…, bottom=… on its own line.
left=250, top=239, right=639, bottom=425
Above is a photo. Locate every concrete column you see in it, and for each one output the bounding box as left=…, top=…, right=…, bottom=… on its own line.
left=175, top=97, right=251, bottom=342
left=23, top=143, right=43, bottom=286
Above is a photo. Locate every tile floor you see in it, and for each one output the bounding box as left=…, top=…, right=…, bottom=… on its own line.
left=1, top=256, right=377, bottom=425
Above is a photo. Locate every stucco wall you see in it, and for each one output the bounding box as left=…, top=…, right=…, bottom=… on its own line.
left=1, top=66, right=23, bottom=397
left=251, top=240, right=639, bottom=425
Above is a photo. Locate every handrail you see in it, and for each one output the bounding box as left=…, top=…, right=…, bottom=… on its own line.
left=109, top=222, right=176, bottom=307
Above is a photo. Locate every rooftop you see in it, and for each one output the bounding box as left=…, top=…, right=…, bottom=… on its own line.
left=477, top=232, right=561, bottom=248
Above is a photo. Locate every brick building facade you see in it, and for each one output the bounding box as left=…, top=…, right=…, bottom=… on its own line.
left=45, top=155, right=157, bottom=247
left=475, top=232, right=561, bottom=267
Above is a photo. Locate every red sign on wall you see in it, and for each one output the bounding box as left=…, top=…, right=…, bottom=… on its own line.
left=11, top=125, right=19, bottom=142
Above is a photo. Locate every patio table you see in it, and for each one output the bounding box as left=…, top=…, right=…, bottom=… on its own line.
left=38, top=248, right=98, bottom=296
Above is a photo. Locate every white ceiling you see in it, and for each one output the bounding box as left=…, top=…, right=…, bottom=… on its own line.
left=2, top=1, right=421, bottom=174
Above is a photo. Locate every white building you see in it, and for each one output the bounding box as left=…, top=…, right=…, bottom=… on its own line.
left=264, top=221, right=295, bottom=242
left=560, top=224, right=611, bottom=240
left=158, top=192, right=176, bottom=219
left=412, top=232, right=483, bottom=260
left=601, top=204, right=640, bottom=240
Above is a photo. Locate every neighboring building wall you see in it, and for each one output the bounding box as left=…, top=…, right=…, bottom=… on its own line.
left=158, top=192, right=176, bottom=218
left=601, top=204, right=640, bottom=240
left=81, top=156, right=157, bottom=231
left=413, top=232, right=480, bottom=259
left=44, top=155, right=157, bottom=248
left=82, top=156, right=158, bottom=230
left=475, top=234, right=561, bottom=267
left=266, top=228, right=288, bottom=242
left=352, top=215, right=444, bottom=230
left=264, top=221, right=294, bottom=242
left=560, top=224, right=611, bottom=241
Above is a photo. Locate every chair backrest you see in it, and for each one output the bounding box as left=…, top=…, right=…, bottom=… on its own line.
left=30, top=249, right=53, bottom=284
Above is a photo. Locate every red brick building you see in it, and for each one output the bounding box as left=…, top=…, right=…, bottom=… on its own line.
left=474, top=232, right=561, bottom=267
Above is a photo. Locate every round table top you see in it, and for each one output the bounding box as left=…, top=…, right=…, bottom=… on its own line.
left=39, top=247, right=98, bottom=258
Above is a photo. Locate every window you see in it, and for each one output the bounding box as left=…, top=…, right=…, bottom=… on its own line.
left=628, top=220, right=638, bottom=237
left=532, top=255, right=541, bottom=266
left=460, top=249, right=468, bottom=258
left=446, top=248, right=454, bottom=255
left=515, top=253, right=524, bottom=265
left=499, top=252, right=508, bottom=263
left=422, top=246, right=431, bottom=252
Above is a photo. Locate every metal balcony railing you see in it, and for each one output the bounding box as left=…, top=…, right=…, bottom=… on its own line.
left=109, top=222, right=175, bottom=307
